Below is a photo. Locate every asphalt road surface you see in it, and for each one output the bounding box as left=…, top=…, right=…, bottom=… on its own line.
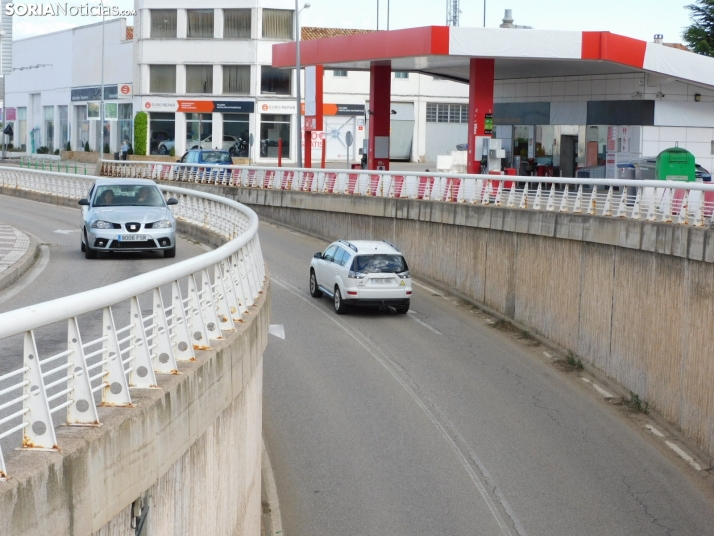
left=260, top=220, right=714, bottom=536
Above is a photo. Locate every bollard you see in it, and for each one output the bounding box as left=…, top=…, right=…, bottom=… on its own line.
left=278, top=139, right=282, bottom=167
left=321, top=139, right=326, bottom=169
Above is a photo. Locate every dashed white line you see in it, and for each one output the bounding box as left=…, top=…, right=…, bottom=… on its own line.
left=665, top=441, right=702, bottom=471
left=269, top=324, right=285, bottom=339
left=581, top=378, right=614, bottom=399
left=645, top=424, right=665, bottom=438
left=407, top=311, right=442, bottom=334
left=543, top=351, right=552, bottom=358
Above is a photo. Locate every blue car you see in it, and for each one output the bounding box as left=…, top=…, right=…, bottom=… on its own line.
left=176, top=150, right=234, bottom=182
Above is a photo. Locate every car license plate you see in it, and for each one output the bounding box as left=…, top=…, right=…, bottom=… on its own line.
left=118, top=234, right=148, bottom=242
left=372, top=278, right=393, bottom=284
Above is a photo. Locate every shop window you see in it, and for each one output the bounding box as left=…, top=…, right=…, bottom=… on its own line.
left=260, top=114, right=290, bottom=159
left=58, top=106, right=69, bottom=150
left=223, top=65, right=250, bottom=94
left=186, top=113, right=212, bottom=150
left=151, top=9, right=177, bottom=38
left=333, top=70, right=347, bottom=77
left=426, top=103, right=468, bottom=124
left=224, top=114, right=250, bottom=157
left=43, top=106, right=54, bottom=152
left=187, top=9, right=214, bottom=38
left=17, top=107, right=27, bottom=150
left=261, top=66, right=291, bottom=95
left=75, top=105, right=90, bottom=150
left=150, top=65, right=176, bottom=94
left=149, top=112, right=175, bottom=155
left=119, top=104, right=133, bottom=152
left=224, top=9, right=251, bottom=38
left=394, top=72, right=409, bottom=79
left=262, top=9, right=293, bottom=39
left=186, top=65, right=214, bottom=94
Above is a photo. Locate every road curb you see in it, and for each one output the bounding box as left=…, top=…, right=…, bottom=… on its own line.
left=261, top=438, right=284, bottom=536
left=0, top=232, right=39, bottom=294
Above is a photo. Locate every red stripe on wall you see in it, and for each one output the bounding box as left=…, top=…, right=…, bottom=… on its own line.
left=581, top=31, right=646, bottom=69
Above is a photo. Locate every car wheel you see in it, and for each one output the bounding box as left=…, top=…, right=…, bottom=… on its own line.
left=84, top=234, right=97, bottom=259
left=396, top=300, right=410, bottom=314
left=164, top=246, right=176, bottom=258
left=309, top=270, right=323, bottom=298
left=158, top=145, right=168, bottom=155
left=334, top=285, right=348, bottom=314
left=80, top=239, right=85, bottom=252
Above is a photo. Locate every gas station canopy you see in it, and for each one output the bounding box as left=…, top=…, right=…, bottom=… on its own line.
left=273, top=26, right=714, bottom=89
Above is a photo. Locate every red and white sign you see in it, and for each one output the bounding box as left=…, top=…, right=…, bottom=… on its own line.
left=142, top=98, right=179, bottom=111
left=118, top=83, right=133, bottom=99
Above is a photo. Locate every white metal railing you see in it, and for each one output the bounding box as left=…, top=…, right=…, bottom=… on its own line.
left=0, top=168, right=265, bottom=479
left=100, top=160, right=714, bottom=226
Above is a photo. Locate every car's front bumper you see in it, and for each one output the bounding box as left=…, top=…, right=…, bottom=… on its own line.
left=86, top=228, right=175, bottom=251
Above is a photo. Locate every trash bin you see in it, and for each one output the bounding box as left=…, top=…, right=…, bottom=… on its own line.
left=656, top=147, right=695, bottom=182
left=113, top=152, right=120, bottom=161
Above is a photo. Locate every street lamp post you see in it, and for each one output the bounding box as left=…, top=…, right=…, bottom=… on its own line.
left=100, top=1, right=105, bottom=156
left=1, top=29, right=6, bottom=159
left=295, top=1, right=310, bottom=168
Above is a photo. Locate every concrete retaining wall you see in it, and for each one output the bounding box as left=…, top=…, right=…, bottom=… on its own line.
left=0, top=189, right=269, bottom=536
left=174, top=183, right=714, bottom=458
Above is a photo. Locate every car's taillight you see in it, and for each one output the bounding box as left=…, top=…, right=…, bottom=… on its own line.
left=348, top=271, right=366, bottom=279
left=347, top=290, right=358, bottom=296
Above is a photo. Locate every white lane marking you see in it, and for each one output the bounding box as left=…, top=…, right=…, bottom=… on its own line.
left=645, top=424, right=665, bottom=438
left=543, top=351, right=552, bottom=358
left=271, top=276, right=521, bottom=536
left=53, top=229, right=79, bottom=235
left=406, top=311, right=442, bottom=334
left=665, top=441, right=702, bottom=471
left=0, top=243, right=50, bottom=305
left=261, top=439, right=284, bottom=536
left=411, top=280, right=448, bottom=299
left=592, top=384, right=614, bottom=399
left=269, top=324, right=285, bottom=339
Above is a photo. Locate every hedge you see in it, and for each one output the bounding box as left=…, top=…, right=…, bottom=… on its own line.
left=134, top=111, right=148, bottom=156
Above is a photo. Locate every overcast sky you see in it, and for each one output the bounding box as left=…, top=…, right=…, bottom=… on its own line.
left=5, top=0, right=695, bottom=44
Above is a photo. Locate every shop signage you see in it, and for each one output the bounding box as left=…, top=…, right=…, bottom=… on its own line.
left=258, top=101, right=298, bottom=114
left=142, top=99, right=255, bottom=113
left=177, top=100, right=214, bottom=113
left=118, top=84, right=133, bottom=99
left=300, top=103, right=365, bottom=116
left=213, top=101, right=254, bottom=113
left=71, top=85, right=118, bottom=102
left=5, top=108, right=16, bottom=121
left=143, top=98, right=179, bottom=111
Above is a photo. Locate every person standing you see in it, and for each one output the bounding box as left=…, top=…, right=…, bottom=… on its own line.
left=120, top=140, right=130, bottom=160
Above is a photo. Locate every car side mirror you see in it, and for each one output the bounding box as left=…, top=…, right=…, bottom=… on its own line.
left=313, top=252, right=322, bottom=259
left=78, top=198, right=90, bottom=206
left=167, top=198, right=178, bottom=205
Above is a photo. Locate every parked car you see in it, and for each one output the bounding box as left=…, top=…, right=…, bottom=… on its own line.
left=79, top=179, right=178, bottom=259
left=149, top=131, right=171, bottom=154
left=159, top=135, right=244, bottom=156
left=175, top=149, right=234, bottom=181
left=309, top=239, right=412, bottom=314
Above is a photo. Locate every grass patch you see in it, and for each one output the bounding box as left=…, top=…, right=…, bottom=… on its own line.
left=629, top=392, right=650, bottom=414
left=567, top=351, right=584, bottom=370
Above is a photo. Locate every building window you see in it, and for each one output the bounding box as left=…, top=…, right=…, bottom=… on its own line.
left=224, top=114, right=250, bottom=156
left=17, top=107, right=27, bottom=150
left=394, top=72, right=409, bottom=79
left=75, top=105, right=90, bottom=150
left=261, top=66, right=291, bottom=95
left=150, top=65, right=177, bottom=94
left=260, top=114, right=290, bottom=158
left=187, top=9, right=214, bottom=38
left=58, top=106, right=69, bottom=150
left=186, top=113, right=212, bottom=150
left=333, top=70, right=347, bottom=77
left=119, top=103, right=133, bottom=152
left=149, top=112, right=175, bottom=155
left=224, top=9, right=251, bottom=38
left=151, top=9, right=177, bottom=38
left=186, top=65, right=214, bottom=94
left=43, top=106, right=54, bottom=152
left=262, top=9, right=293, bottom=39
left=426, top=103, right=468, bottom=123
left=223, top=65, right=250, bottom=94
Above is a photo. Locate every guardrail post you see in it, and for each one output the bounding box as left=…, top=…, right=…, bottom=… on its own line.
left=101, top=307, right=132, bottom=407
left=186, top=274, right=211, bottom=350
left=128, top=297, right=159, bottom=388
left=200, top=269, right=225, bottom=341
left=66, top=318, right=101, bottom=426
left=212, top=264, right=236, bottom=331
left=170, top=281, right=196, bottom=361
left=151, top=288, right=180, bottom=373
left=559, top=184, right=570, bottom=212
left=22, top=331, right=58, bottom=449
left=221, top=258, right=244, bottom=321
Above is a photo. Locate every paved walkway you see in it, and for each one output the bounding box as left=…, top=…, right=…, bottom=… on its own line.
left=0, top=224, right=31, bottom=277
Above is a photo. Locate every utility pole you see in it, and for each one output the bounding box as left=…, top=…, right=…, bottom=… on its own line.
left=446, top=0, right=460, bottom=27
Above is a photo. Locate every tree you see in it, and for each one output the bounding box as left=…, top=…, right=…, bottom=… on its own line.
left=683, top=0, right=714, bottom=56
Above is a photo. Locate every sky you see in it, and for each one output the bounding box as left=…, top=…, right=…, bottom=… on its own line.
left=4, top=0, right=696, bottom=44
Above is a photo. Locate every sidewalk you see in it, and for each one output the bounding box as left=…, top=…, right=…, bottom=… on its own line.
left=0, top=224, right=36, bottom=293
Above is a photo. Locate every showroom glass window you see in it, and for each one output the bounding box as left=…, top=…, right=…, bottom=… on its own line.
left=150, top=65, right=176, bottom=94
left=187, top=9, right=214, bottom=38
left=223, top=65, right=250, bottom=94
left=58, top=105, right=69, bottom=150
left=17, top=107, right=27, bottom=150
left=262, top=9, right=293, bottom=39
left=43, top=106, right=54, bottom=152
left=118, top=104, right=133, bottom=152
left=261, top=66, right=291, bottom=95
left=260, top=114, right=290, bottom=159
left=224, top=114, right=249, bottom=156
left=186, top=113, right=212, bottom=149
left=75, top=105, right=90, bottom=150
left=149, top=112, right=175, bottom=155
left=224, top=9, right=251, bottom=38
left=186, top=65, right=214, bottom=94
left=151, top=9, right=177, bottom=38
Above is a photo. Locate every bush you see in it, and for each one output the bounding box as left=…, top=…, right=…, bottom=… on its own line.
left=36, top=146, right=50, bottom=154
left=84, top=141, right=90, bottom=152
left=66, top=141, right=71, bottom=151
left=103, top=143, right=110, bottom=155
left=54, top=148, right=60, bottom=155
left=169, top=146, right=175, bottom=157
left=134, top=111, right=148, bottom=156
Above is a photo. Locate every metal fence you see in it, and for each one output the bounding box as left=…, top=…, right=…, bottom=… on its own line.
left=100, top=160, right=714, bottom=227
left=0, top=168, right=265, bottom=479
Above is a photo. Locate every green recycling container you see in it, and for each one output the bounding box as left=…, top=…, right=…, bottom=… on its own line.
left=655, top=147, right=696, bottom=182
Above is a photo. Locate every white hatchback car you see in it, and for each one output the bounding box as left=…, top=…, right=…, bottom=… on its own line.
left=309, top=240, right=412, bottom=314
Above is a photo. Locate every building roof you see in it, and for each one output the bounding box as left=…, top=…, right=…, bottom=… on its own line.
left=302, top=27, right=375, bottom=41
left=274, top=26, right=714, bottom=90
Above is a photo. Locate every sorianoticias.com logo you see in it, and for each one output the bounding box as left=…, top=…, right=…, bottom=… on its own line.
left=5, top=3, right=136, bottom=16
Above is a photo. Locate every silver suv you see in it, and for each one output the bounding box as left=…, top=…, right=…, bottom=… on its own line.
left=309, top=240, right=412, bottom=314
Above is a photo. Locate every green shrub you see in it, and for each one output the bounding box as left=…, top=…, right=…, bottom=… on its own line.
left=134, top=111, right=148, bottom=156
left=84, top=141, right=90, bottom=152
left=66, top=141, right=71, bottom=151
left=169, top=146, right=175, bottom=157
left=36, top=146, right=50, bottom=154
left=53, top=148, right=60, bottom=155
left=103, top=143, right=110, bottom=155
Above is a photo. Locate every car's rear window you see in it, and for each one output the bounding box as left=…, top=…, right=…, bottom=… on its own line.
left=200, top=151, right=232, bottom=164
left=352, top=254, right=408, bottom=274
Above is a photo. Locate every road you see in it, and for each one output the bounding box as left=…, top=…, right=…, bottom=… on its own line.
left=260, top=221, right=714, bottom=536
